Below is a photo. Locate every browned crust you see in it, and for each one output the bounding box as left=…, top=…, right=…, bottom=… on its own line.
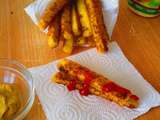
left=71, top=1, right=82, bottom=36
left=61, top=4, right=74, bottom=54
left=38, top=0, right=70, bottom=30
left=53, top=71, right=139, bottom=108
left=61, top=4, right=72, bottom=38
left=85, top=0, right=109, bottom=53
left=47, top=14, right=61, bottom=36
left=47, top=14, right=61, bottom=48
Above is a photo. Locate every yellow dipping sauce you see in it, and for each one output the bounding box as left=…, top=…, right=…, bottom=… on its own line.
left=0, top=83, right=20, bottom=120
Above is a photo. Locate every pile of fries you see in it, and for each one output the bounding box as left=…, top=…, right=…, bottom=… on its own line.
left=39, top=0, right=109, bottom=54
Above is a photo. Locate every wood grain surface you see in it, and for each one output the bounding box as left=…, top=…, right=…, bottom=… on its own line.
left=0, top=0, right=160, bottom=119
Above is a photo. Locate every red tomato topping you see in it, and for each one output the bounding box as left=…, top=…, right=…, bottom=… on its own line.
left=83, top=83, right=89, bottom=88
left=79, top=87, right=89, bottom=96
left=83, top=71, right=94, bottom=85
left=130, top=95, right=139, bottom=100
left=67, top=80, right=76, bottom=91
left=114, top=86, right=131, bottom=96
left=102, top=82, right=115, bottom=92
left=102, top=82, right=131, bottom=96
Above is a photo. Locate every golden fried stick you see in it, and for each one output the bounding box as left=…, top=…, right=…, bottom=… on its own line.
left=85, top=0, right=109, bottom=53
left=76, top=36, right=85, bottom=46
left=53, top=72, right=98, bottom=93
left=47, top=14, right=61, bottom=48
left=61, top=4, right=74, bottom=54
left=38, top=0, right=70, bottom=30
left=72, top=3, right=81, bottom=36
left=77, top=0, right=92, bottom=37
left=56, top=59, right=139, bottom=108
left=76, top=36, right=95, bottom=47
left=86, top=36, right=95, bottom=47
left=53, top=71, right=139, bottom=108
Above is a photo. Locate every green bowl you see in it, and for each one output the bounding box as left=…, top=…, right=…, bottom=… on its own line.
left=128, top=0, right=160, bottom=17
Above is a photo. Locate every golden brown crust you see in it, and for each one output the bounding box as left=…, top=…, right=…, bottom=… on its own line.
left=57, top=59, right=111, bottom=92
left=76, top=36, right=95, bottom=47
left=38, top=0, right=110, bottom=53
left=61, top=5, right=72, bottom=37
left=71, top=2, right=82, bottom=36
left=39, top=0, right=70, bottom=30
left=86, top=36, right=95, bottom=47
left=56, top=59, right=139, bottom=108
left=47, top=14, right=61, bottom=48
left=61, top=4, right=74, bottom=54
left=53, top=71, right=139, bottom=108
left=77, top=0, right=92, bottom=38
left=85, top=0, right=109, bottom=53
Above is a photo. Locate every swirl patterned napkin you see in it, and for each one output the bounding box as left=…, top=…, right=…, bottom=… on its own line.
left=25, top=0, right=160, bottom=120
left=29, top=42, right=160, bottom=120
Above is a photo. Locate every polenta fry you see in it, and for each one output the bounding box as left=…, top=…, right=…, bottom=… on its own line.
left=86, top=36, right=95, bottom=47
left=61, top=4, right=74, bottom=54
left=72, top=3, right=81, bottom=36
left=47, top=14, right=61, bottom=48
left=76, top=36, right=95, bottom=47
left=53, top=59, right=139, bottom=108
left=77, top=36, right=86, bottom=46
left=77, top=0, right=92, bottom=37
left=85, top=0, right=109, bottom=53
left=38, top=0, right=70, bottom=30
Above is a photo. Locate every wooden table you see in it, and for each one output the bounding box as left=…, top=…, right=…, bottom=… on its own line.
left=0, top=0, right=160, bottom=119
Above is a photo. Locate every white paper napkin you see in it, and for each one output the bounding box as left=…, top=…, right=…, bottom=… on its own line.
left=25, top=0, right=160, bottom=120
left=29, top=42, right=160, bottom=120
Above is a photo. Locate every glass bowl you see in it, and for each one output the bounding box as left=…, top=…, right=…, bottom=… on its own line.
left=0, top=59, right=35, bottom=120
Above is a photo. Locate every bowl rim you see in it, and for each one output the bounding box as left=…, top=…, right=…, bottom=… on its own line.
left=0, top=58, right=35, bottom=119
